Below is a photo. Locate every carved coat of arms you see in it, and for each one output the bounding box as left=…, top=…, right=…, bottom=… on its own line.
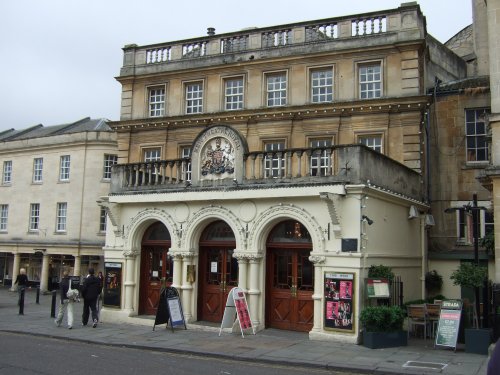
left=201, top=137, right=235, bottom=176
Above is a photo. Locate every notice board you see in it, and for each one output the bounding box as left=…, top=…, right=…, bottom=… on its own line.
left=103, top=262, right=122, bottom=308
left=435, top=299, right=463, bottom=351
left=219, top=287, right=255, bottom=337
left=324, top=272, right=355, bottom=332
left=366, top=278, right=390, bottom=298
left=153, top=286, right=186, bottom=332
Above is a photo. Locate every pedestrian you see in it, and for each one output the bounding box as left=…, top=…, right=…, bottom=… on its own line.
left=488, top=340, right=500, bottom=375
left=55, top=270, right=76, bottom=329
left=13, top=268, right=28, bottom=306
left=81, top=268, right=102, bottom=328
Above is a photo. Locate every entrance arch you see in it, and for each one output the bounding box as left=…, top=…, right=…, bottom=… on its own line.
left=197, top=220, right=237, bottom=322
left=266, top=220, right=314, bottom=332
left=139, top=222, right=173, bottom=315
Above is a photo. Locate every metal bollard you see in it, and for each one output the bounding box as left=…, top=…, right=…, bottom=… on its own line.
left=36, top=287, right=40, bottom=304
left=18, top=288, right=25, bottom=315
left=50, top=290, right=57, bottom=318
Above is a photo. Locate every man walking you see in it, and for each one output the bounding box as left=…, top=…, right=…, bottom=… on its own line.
left=81, top=268, right=101, bottom=328
left=55, top=270, right=75, bottom=329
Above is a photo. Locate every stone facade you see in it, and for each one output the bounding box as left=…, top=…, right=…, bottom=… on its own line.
left=101, top=3, right=470, bottom=342
left=0, top=118, right=117, bottom=291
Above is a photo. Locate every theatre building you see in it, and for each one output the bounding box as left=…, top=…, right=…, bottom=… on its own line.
left=100, top=3, right=465, bottom=341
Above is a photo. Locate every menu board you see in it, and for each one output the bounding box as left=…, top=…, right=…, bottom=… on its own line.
left=366, top=278, right=390, bottom=298
left=324, top=272, right=354, bottom=332
left=219, top=287, right=255, bottom=337
left=103, top=262, right=122, bottom=308
left=435, top=300, right=462, bottom=350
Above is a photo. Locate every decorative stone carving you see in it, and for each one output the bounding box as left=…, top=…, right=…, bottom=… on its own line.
left=200, top=137, right=235, bottom=178
left=125, top=207, right=181, bottom=247
left=233, top=253, right=262, bottom=262
left=123, top=249, right=140, bottom=258
left=249, top=203, right=324, bottom=251
left=97, top=197, right=122, bottom=236
left=309, top=255, right=326, bottom=264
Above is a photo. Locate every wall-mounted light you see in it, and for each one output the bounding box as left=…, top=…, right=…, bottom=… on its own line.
left=361, top=215, right=374, bottom=225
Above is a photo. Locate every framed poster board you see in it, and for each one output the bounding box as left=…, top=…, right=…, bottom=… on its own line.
left=324, top=272, right=354, bottom=332
left=103, top=262, right=122, bottom=308
left=435, top=300, right=463, bottom=351
left=366, top=278, right=390, bottom=298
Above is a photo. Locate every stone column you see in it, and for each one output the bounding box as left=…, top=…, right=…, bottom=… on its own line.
left=40, top=253, right=50, bottom=293
left=10, top=253, right=20, bottom=291
left=171, top=253, right=183, bottom=289
left=233, top=253, right=248, bottom=292
left=123, top=249, right=139, bottom=314
left=309, top=255, right=326, bottom=333
left=73, top=255, right=81, bottom=277
left=180, top=252, right=195, bottom=321
left=247, top=255, right=262, bottom=327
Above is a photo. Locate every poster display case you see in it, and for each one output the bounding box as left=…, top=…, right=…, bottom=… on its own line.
left=324, top=272, right=355, bottom=332
left=103, top=262, right=122, bottom=308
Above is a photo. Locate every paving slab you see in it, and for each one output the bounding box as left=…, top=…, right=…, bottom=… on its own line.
left=0, top=287, right=491, bottom=374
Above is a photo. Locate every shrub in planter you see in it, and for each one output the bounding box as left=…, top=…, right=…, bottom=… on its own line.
left=425, top=270, right=443, bottom=296
left=368, top=265, right=395, bottom=282
left=360, top=305, right=407, bottom=348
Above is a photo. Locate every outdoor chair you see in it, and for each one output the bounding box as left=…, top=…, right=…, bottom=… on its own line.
left=407, top=304, right=428, bottom=340
left=426, top=303, right=441, bottom=338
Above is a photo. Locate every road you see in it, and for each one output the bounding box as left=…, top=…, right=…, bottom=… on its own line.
left=0, top=332, right=364, bottom=375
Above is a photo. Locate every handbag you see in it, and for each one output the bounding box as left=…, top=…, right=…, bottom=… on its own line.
left=66, top=278, right=79, bottom=301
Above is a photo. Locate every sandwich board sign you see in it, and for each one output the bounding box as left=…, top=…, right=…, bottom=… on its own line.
left=153, top=286, right=187, bottom=332
left=219, top=287, right=255, bottom=338
left=435, top=299, right=462, bottom=351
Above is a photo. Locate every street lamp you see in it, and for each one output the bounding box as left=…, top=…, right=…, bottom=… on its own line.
left=445, top=193, right=488, bottom=327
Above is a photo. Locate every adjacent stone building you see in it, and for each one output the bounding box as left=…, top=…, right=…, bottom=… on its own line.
left=0, top=118, right=117, bottom=291
left=101, top=2, right=467, bottom=342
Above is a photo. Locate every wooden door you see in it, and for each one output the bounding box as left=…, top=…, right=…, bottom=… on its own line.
left=139, top=246, right=173, bottom=315
left=139, top=221, right=172, bottom=315
left=198, top=247, right=238, bottom=322
left=267, top=248, right=314, bottom=332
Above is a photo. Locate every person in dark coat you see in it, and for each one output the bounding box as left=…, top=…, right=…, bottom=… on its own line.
left=13, top=268, right=29, bottom=306
left=488, top=340, right=500, bottom=375
left=81, top=268, right=102, bottom=328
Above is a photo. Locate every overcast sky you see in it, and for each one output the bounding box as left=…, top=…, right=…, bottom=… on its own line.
left=0, top=0, right=473, bottom=133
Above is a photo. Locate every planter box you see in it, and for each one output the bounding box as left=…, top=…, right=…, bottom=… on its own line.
left=363, top=330, right=407, bottom=349
left=465, top=328, right=491, bottom=355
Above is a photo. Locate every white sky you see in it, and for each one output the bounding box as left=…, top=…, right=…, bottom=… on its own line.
left=0, top=0, right=473, bottom=132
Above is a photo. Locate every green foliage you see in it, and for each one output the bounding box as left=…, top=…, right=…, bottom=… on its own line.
left=450, top=262, right=488, bottom=289
left=425, top=270, right=443, bottom=293
left=480, top=231, right=495, bottom=254
left=359, top=305, right=405, bottom=332
left=368, top=265, right=394, bottom=282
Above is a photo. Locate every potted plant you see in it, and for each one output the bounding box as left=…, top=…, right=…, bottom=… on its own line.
left=359, top=305, right=407, bottom=348
left=425, top=270, right=443, bottom=297
left=450, top=262, right=490, bottom=354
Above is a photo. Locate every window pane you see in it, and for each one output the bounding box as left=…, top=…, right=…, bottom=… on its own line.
left=2, top=161, right=12, bottom=184
left=30, top=203, right=40, bottom=230
left=0, top=204, right=8, bottom=231
left=149, top=87, right=165, bottom=117
left=359, top=64, right=381, bottom=99
left=33, top=158, right=43, bottom=182
left=225, top=78, right=244, bottom=110
left=465, top=108, right=489, bottom=162
left=59, top=155, right=70, bottom=180
left=56, top=202, right=67, bottom=232
left=103, top=154, right=118, bottom=179
left=186, top=82, right=203, bottom=114
left=266, top=73, right=287, bottom=107
left=311, top=69, right=333, bottom=103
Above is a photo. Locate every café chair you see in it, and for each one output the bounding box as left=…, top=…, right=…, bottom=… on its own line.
left=407, top=304, right=428, bottom=340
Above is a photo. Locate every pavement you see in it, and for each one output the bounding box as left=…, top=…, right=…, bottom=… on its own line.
left=0, top=287, right=492, bottom=375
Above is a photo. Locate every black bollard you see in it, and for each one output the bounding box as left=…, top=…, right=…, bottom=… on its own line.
left=50, top=290, right=57, bottom=318
left=36, top=287, right=40, bottom=304
left=18, top=288, right=25, bottom=315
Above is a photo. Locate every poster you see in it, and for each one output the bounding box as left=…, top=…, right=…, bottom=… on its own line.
left=324, top=272, right=354, bottom=332
left=167, top=297, right=184, bottom=327
left=219, top=287, right=255, bottom=337
left=103, top=262, right=122, bottom=308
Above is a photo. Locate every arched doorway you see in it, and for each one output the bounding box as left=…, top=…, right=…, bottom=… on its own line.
left=266, top=220, right=314, bottom=332
left=198, top=220, right=237, bottom=322
left=139, top=222, right=173, bottom=315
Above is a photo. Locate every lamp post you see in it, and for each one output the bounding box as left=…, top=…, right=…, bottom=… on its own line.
left=445, top=193, right=488, bottom=328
